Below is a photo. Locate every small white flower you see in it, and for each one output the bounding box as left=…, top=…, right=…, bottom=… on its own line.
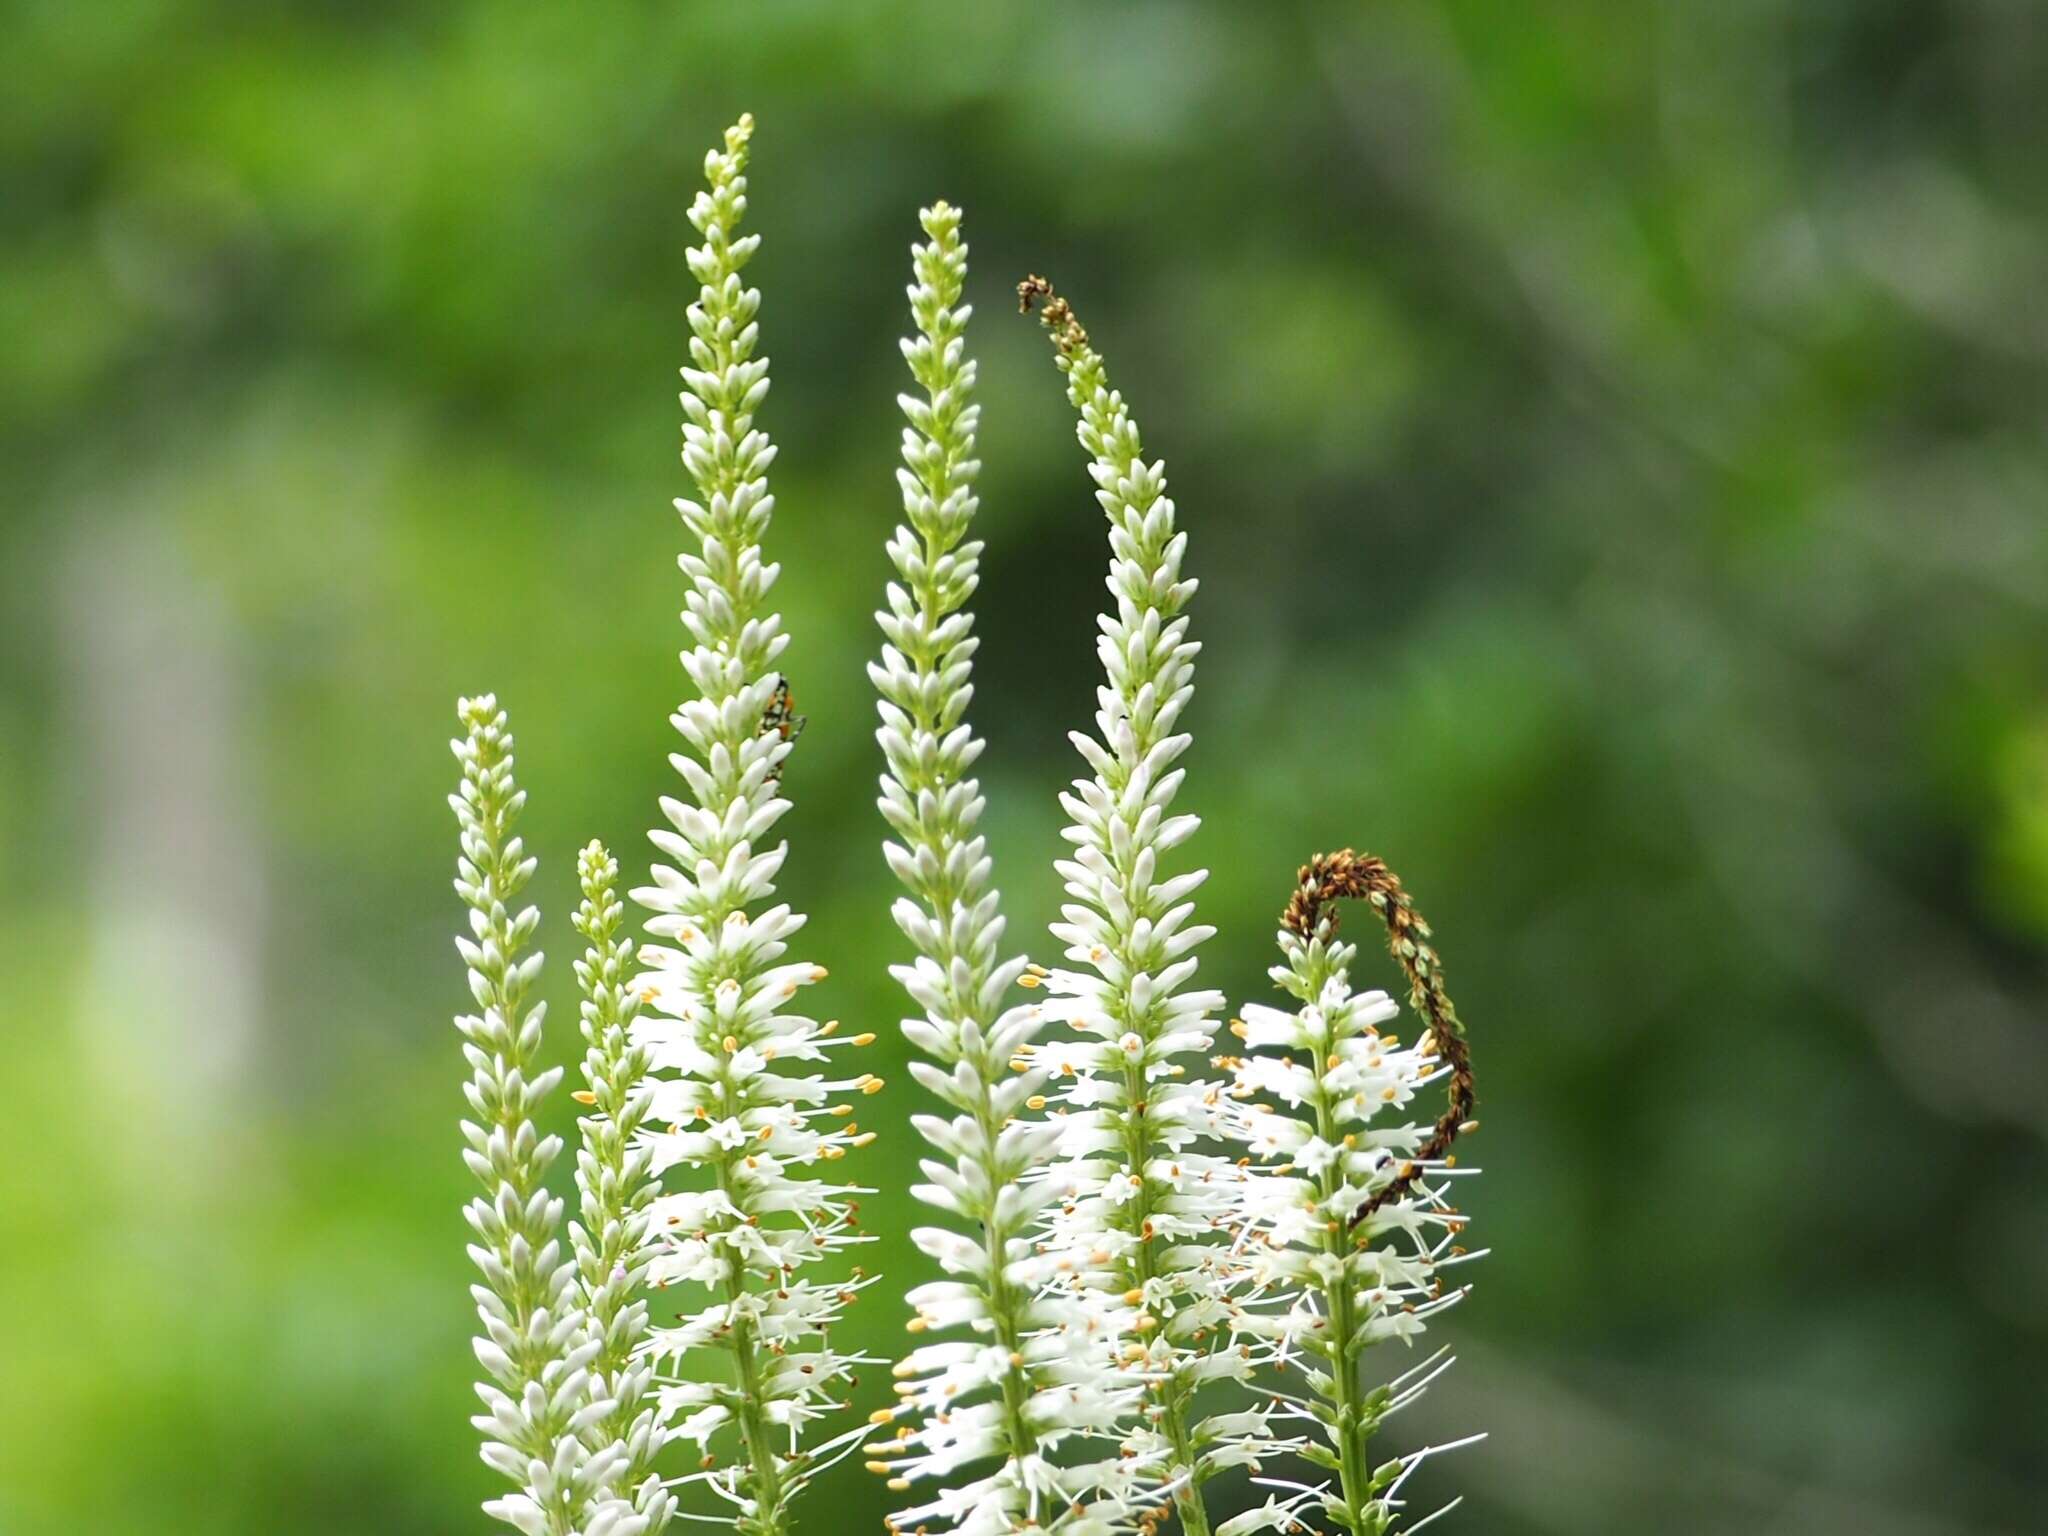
left=675, top=1404, right=729, bottom=1447
left=1294, top=1135, right=1339, bottom=1176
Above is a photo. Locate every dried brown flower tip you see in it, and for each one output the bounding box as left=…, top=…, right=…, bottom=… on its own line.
left=1281, top=849, right=1476, bottom=1228
left=1017, top=273, right=1089, bottom=355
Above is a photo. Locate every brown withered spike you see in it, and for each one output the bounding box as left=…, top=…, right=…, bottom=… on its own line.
left=1017, top=273, right=1089, bottom=356
left=1281, top=850, right=1475, bottom=1228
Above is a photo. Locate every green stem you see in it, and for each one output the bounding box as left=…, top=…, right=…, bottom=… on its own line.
left=1304, top=951, right=1378, bottom=1534
left=1116, top=1065, right=1212, bottom=1536
left=972, top=1104, right=1043, bottom=1472
left=717, top=1154, right=789, bottom=1535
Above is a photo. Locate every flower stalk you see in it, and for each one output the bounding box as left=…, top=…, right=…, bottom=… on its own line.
left=568, top=843, right=675, bottom=1535
left=1018, top=279, right=1263, bottom=1536
left=449, top=696, right=641, bottom=1536
left=871, top=207, right=1156, bottom=1536
left=1217, top=854, right=1483, bottom=1535
left=627, top=115, right=877, bottom=1536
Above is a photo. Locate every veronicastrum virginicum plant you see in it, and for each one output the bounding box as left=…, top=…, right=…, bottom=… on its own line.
left=1214, top=855, right=1483, bottom=1536
left=865, top=207, right=1159, bottom=1536
left=1012, top=280, right=1293, bottom=1536
left=624, top=114, right=881, bottom=1534
left=450, top=699, right=656, bottom=1536
left=441, top=112, right=1486, bottom=1536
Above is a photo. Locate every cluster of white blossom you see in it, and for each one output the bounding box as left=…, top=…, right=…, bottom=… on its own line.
left=867, top=205, right=1161, bottom=1536
left=1017, top=285, right=1288, bottom=1535
left=442, top=111, right=1482, bottom=1536
left=623, top=115, right=879, bottom=1536
left=1212, top=916, right=1483, bottom=1536
left=450, top=698, right=649, bottom=1536
left=567, top=844, right=676, bottom=1536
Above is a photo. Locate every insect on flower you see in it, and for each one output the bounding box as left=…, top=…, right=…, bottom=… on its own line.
left=761, top=674, right=807, bottom=781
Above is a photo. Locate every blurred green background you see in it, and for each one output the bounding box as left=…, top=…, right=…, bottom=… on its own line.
left=6, top=2, right=2048, bottom=1533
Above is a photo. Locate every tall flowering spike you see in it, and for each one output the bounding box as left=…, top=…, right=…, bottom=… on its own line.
left=628, top=116, right=877, bottom=1536
left=1020, top=280, right=1266, bottom=1532
left=1216, top=854, right=1484, bottom=1536
left=871, top=209, right=1159, bottom=1536
left=450, top=697, right=643, bottom=1536
left=569, top=843, right=676, bottom=1536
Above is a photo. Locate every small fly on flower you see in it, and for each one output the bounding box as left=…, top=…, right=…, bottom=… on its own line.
left=761, top=674, right=807, bottom=780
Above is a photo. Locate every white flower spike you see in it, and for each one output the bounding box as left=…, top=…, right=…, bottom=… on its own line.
left=449, top=697, right=647, bottom=1536
left=871, top=206, right=1161, bottom=1536
left=628, top=116, right=877, bottom=1536
left=568, top=843, right=677, bottom=1535
left=1019, top=278, right=1276, bottom=1534
left=1219, top=852, right=1483, bottom=1535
